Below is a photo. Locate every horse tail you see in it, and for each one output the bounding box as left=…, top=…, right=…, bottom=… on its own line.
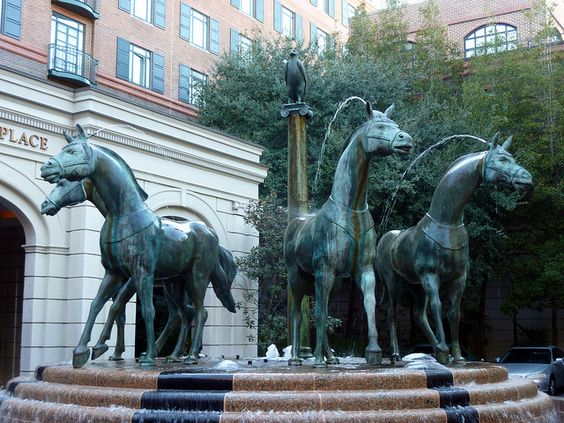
left=210, top=245, right=237, bottom=313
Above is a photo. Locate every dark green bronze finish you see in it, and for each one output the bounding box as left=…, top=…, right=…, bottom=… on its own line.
left=284, top=49, right=306, bottom=103
left=40, top=125, right=236, bottom=367
left=375, top=134, right=533, bottom=364
left=284, top=103, right=413, bottom=367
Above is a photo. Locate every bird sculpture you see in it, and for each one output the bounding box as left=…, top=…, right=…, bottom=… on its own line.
left=284, top=49, right=307, bottom=103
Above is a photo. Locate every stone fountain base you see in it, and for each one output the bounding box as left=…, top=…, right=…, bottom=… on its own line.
left=0, top=357, right=557, bottom=422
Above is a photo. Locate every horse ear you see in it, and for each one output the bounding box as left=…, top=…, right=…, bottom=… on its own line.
left=76, top=124, right=88, bottom=142
left=490, top=132, right=500, bottom=150
left=384, top=103, right=395, bottom=118
left=501, top=135, right=513, bottom=151
left=365, top=101, right=373, bottom=118
left=64, top=130, right=74, bottom=144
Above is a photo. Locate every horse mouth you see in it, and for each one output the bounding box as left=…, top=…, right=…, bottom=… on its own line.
left=513, top=180, right=533, bottom=193
left=394, top=144, right=412, bottom=156
left=40, top=200, right=59, bottom=215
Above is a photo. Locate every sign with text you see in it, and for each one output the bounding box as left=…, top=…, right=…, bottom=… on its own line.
left=0, top=124, right=48, bottom=150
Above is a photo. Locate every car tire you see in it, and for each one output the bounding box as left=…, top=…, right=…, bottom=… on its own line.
left=548, top=375, right=556, bottom=396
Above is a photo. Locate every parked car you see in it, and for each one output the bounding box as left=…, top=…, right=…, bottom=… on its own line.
left=497, top=345, right=564, bottom=396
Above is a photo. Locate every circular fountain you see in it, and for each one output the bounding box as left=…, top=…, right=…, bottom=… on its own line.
left=0, top=357, right=557, bottom=422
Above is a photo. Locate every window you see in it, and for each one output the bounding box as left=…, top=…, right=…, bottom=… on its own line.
left=130, top=44, right=151, bottom=87
left=179, top=64, right=208, bottom=105
left=118, top=0, right=166, bottom=29
left=281, top=6, right=294, bottom=38
left=50, top=14, right=85, bottom=76
left=316, top=28, right=329, bottom=52
left=179, top=3, right=220, bottom=54
left=116, top=38, right=164, bottom=93
left=341, top=1, right=355, bottom=27
left=322, top=0, right=335, bottom=17
left=0, top=0, right=22, bottom=39
left=231, top=0, right=264, bottom=21
left=464, top=23, right=517, bottom=58
left=230, top=29, right=253, bottom=56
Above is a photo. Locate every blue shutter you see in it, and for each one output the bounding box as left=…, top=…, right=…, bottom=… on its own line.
left=118, top=0, right=131, bottom=12
left=310, top=0, right=317, bottom=6
left=230, top=29, right=240, bottom=54
left=329, top=0, right=335, bottom=18
left=180, top=3, right=191, bottom=40
left=273, top=0, right=282, bottom=33
left=3, top=0, right=22, bottom=39
left=116, top=37, right=130, bottom=81
left=153, top=0, right=166, bottom=29
left=295, top=14, right=303, bottom=42
left=310, top=23, right=318, bottom=46
left=255, top=0, right=264, bottom=22
left=342, top=0, right=349, bottom=26
left=231, top=0, right=241, bottom=8
left=209, top=18, right=220, bottom=54
left=178, top=64, right=190, bottom=103
left=152, top=52, right=164, bottom=93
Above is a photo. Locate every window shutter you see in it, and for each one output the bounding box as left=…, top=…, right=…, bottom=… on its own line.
left=255, top=0, right=264, bottom=22
left=310, top=23, right=318, bottom=46
left=273, top=0, right=282, bottom=33
left=209, top=18, right=220, bottom=54
left=230, top=29, right=240, bottom=54
left=152, top=52, right=165, bottom=93
left=153, top=0, right=166, bottom=29
left=295, top=14, right=303, bottom=42
left=329, top=0, right=335, bottom=18
left=180, top=3, right=191, bottom=40
left=341, top=0, right=349, bottom=27
left=118, top=0, right=131, bottom=12
left=3, top=0, right=22, bottom=39
left=116, top=37, right=130, bottom=81
left=310, top=0, right=317, bottom=6
left=179, top=64, right=190, bottom=103
left=231, top=0, right=241, bottom=8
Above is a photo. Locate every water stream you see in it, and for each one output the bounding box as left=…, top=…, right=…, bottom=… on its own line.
left=376, top=134, right=488, bottom=238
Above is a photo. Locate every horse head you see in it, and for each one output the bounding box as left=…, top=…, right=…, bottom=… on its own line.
left=482, top=133, right=533, bottom=192
left=41, top=124, right=94, bottom=183
left=41, top=178, right=89, bottom=215
left=362, top=102, right=413, bottom=158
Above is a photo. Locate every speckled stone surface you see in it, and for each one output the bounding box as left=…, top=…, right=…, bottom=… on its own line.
left=0, top=358, right=558, bottom=423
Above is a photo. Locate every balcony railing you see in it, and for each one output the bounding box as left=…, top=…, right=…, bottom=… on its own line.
left=52, top=0, right=99, bottom=19
left=48, top=44, right=98, bottom=87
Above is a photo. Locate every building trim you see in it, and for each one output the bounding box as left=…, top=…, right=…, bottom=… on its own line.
left=0, top=35, right=48, bottom=64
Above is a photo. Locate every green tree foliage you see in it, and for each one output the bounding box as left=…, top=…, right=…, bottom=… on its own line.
left=199, top=0, right=564, bottom=354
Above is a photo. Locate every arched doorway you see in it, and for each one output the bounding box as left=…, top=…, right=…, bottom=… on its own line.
left=0, top=200, right=25, bottom=388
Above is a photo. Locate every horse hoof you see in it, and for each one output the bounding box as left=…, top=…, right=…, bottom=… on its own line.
left=139, top=356, right=156, bottom=366
left=73, top=348, right=90, bottom=368
left=184, top=357, right=198, bottom=365
left=435, top=351, right=450, bottom=364
left=108, top=354, right=124, bottom=362
left=452, top=355, right=466, bottom=363
left=326, top=357, right=340, bottom=365
left=313, top=361, right=327, bottom=368
left=91, top=343, right=109, bottom=361
left=166, top=355, right=181, bottom=363
left=288, top=358, right=302, bottom=366
left=365, top=350, right=382, bottom=365
left=390, top=354, right=402, bottom=363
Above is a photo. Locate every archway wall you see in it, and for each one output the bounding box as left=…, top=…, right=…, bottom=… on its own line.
left=1, top=70, right=266, bottom=375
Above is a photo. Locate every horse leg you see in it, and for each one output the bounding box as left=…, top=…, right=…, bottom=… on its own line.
left=313, top=269, right=334, bottom=368
left=420, top=273, right=449, bottom=364
left=288, top=264, right=306, bottom=366
left=447, top=272, right=467, bottom=362
left=92, top=279, right=136, bottom=360
left=109, top=279, right=129, bottom=361
left=73, top=271, right=123, bottom=368
left=184, top=269, right=209, bottom=365
left=156, top=279, right=182, bottom=360
left=170, top=291, right=195, bottom=361
left=133, top=269, right=157, bottom=366
left=357, top=266, right=382, bottom=365
left=387, top=280, right=401, bottom=363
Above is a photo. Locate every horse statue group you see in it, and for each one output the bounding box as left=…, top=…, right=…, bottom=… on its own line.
left=40, top=102, right=532, bottom=368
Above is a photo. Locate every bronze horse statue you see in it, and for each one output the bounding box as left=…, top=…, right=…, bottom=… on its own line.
left=40, top=125, right=236, bottom=367
left=375, top=134, right=533, bottom=363
left=285, top=103, right=413, bottom=367
left=41, top=177, right=237, bottom=363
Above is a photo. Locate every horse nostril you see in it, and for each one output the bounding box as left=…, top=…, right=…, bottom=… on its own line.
left=399, top=134, right=404, bottom=138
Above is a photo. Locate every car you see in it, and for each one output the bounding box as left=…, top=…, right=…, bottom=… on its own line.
left=497, top=345, right=564, bottom=396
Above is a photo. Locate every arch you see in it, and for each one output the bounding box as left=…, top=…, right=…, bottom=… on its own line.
left=146, top=189, right=229, bottom=247
left=464, top=23, right=517, bottom=58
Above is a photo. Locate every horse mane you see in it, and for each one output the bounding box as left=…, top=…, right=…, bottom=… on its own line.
left=96, top=145, right=149, bottom=201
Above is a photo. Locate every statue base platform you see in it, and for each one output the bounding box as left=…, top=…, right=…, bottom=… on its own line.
left=0, top=357, right=557, bottom=422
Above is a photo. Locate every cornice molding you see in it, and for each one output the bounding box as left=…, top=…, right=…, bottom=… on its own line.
left=0, top=108, right=266, bottom=183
